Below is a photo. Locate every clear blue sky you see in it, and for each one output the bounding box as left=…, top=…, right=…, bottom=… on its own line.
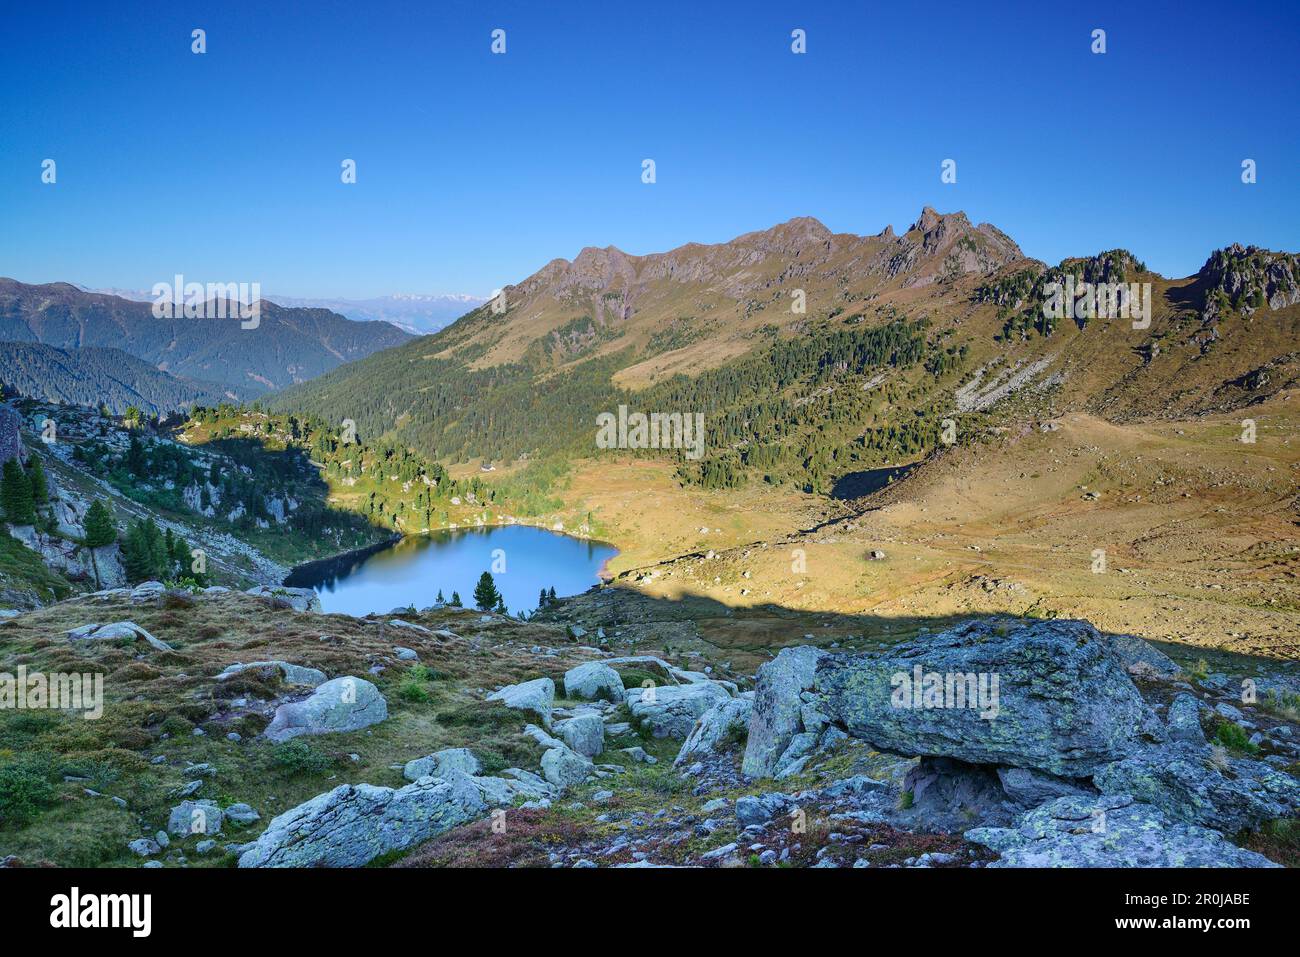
left=2, top=0, right=1296, bottom=298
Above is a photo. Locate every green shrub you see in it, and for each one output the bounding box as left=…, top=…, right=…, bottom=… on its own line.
left=0, top=758, right=57, bottom=827
left=271, top=740, right=334, bottom=776
left=1212, top=721, right=1258, bottom=755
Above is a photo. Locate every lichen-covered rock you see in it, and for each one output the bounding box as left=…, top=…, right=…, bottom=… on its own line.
left=68, top=621, right=173, bottom=652
left=558, top=713, right=605, bottom=758
left=676, top=694, right=753, bottom=766
left=627, top=681, right=732, bottom=739
left=1093, top=742, right=1300, bottom=834
left=487, top=677, right=555, bottom=729
left=237, top=771, right=486, bottom=867
left=263, top=676, right=387, bottom=743
left=216, top=660, right=327, bottom=687
left=742, top=646, right=825, bottom=778
left=540, top=746, right=593, bottom=788
left=967, top=794, right=1279, bottom=867
left=816, top=619, right=1161, bottom=777
left=403, top=747, right=482, bottom=782
left=1165, top=693, right=1206, bottom=745
left=563, top=662, right=625, bottom=702
left=996, top=766, right=1093, bottom=806
left=1105, top=633, right=1181, bottom=680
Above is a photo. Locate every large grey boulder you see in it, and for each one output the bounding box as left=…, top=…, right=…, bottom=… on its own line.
left=216, top=660, right=327, bottom=687
left=676, top=694, right=754, bottom=766
left=403, top=747, right=482, bottom=783
left=263, top=676, right=388, bottom=743
left=967, top=794, right=1279, bottom=867
left=558, top=713, right=605, bottom=758
left=541, top=746, right=593, bottom=788
left=742, top=646, right=826, bottom=778
left=487, top=677, right=555, bottom=729
left=815, top=619, right=1161, bottom=777
left=167, top=800, right=224, bottom=837
left=244, top=585, right=322, bottom=613
left=564, top=662, right=625, bottom=702
left=1105, top=633, right=1181, bottom=680
left=1093, top=742, right=1300, bottom=834
left=238, top=771, right=486, bottom=867
left=627, top=681, right=732, bottom=739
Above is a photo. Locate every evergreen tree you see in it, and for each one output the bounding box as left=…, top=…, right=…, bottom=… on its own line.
left=436, top=588, right=445, bottom=605
left=83, top=499, right=117, bottom=547
left=473, top=571, right=501, bottom=611
left=27, top=453, right=48, bottom=506
left=547, top=586, right=557, bottom=604
left=449, top=590, right=462, bottom=607
left=126, top=434, right=147, bottom=476
left=0, top=459, right=36, bottom=525
left=538, top=587, right=548, bottom=609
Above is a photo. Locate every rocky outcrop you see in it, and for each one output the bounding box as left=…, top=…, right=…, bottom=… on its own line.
left=1093, top=742, right=1300, bottom=834
left=814, top=619, right=1160, bottom=777
left=742, top=646, right=826, bottom=778
left=67, top=620, right=173, bottom=652
left=676, top=694, right=753, bottom=766
left=967, top=794, right=1279, bottom=868
left=244, top=585, right=321, bottom=613
left=238, top=771, right=486, bottom=868
left=263, top=676, right=388, bottom=743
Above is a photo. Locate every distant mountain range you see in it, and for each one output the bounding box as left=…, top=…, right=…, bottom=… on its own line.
left=0, top=342, right=243, bottom=414
left=273, top=208, right=1300, bottom=491
left=0, top=279, right=414, bottom=405
left=82, top=286, right=485, bottom=335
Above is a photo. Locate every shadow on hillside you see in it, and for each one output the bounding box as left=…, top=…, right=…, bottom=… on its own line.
left=533, top=581, right=1297, bottom=676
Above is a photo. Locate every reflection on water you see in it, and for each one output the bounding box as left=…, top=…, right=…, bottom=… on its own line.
left=284, top=525, right=617, bottom=618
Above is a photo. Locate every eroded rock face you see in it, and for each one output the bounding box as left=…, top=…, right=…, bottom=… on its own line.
left=742, top=646, right=826, bottom=778
left=676, top=694, right=753, bottom=766
left=238, top=771, right=486, bottom=868
left=263, top=676, right=387, bottom=743
left=815, top=619, right=1161, bottom=777
left=563, top=662, right=625, bottom=702
left=967, top=794, right=1279, bottom=868
left=627, top=681, right=732, bottom=739
left=1093, top=742, right=1300, bottom=834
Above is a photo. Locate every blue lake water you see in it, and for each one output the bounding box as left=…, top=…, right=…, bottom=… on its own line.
left=283, top=525, right=618, bottom=617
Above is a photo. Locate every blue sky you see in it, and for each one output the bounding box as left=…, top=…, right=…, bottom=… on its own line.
left=1, top=0, right=1296, bottom=298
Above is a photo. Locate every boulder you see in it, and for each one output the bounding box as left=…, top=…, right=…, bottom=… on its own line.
left=238, top=771, right=486, bottom=868
left=996, top=766, right=1093, bottom=806
left=676, top=694, right=754, bottom=766
left=742, top=646, right=826, bottom=778
left=815, top=619, right=1161, bottom=777
left=167, top=800, right=224, bottom=837
left=563, top=662, right=625, bottom=702
left=216, top=660, right=327, bottom=687
left=68, top=621, right=173, bottom=652
left=224, top=803, right=261, bottom=826
left=403, top=747, right=482, bottom=783
left=627, top=681, right=732, bottom=739
left=487, top=677, right=555, bottom=729
left=263, top=676, right=388, bottom=743
left=244, top=585, right=322, bottom=613
left=1093, top=742, right=1300, bottom=834
left=735, top=791, right=793, bottom=827
left=558, top=713, right=605, bottom=758
left=1106, top=633, right=1181, bottom=680
left=541, top=747, right=593, bottom=788
left=967, top=794, right=1279, bottom=867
